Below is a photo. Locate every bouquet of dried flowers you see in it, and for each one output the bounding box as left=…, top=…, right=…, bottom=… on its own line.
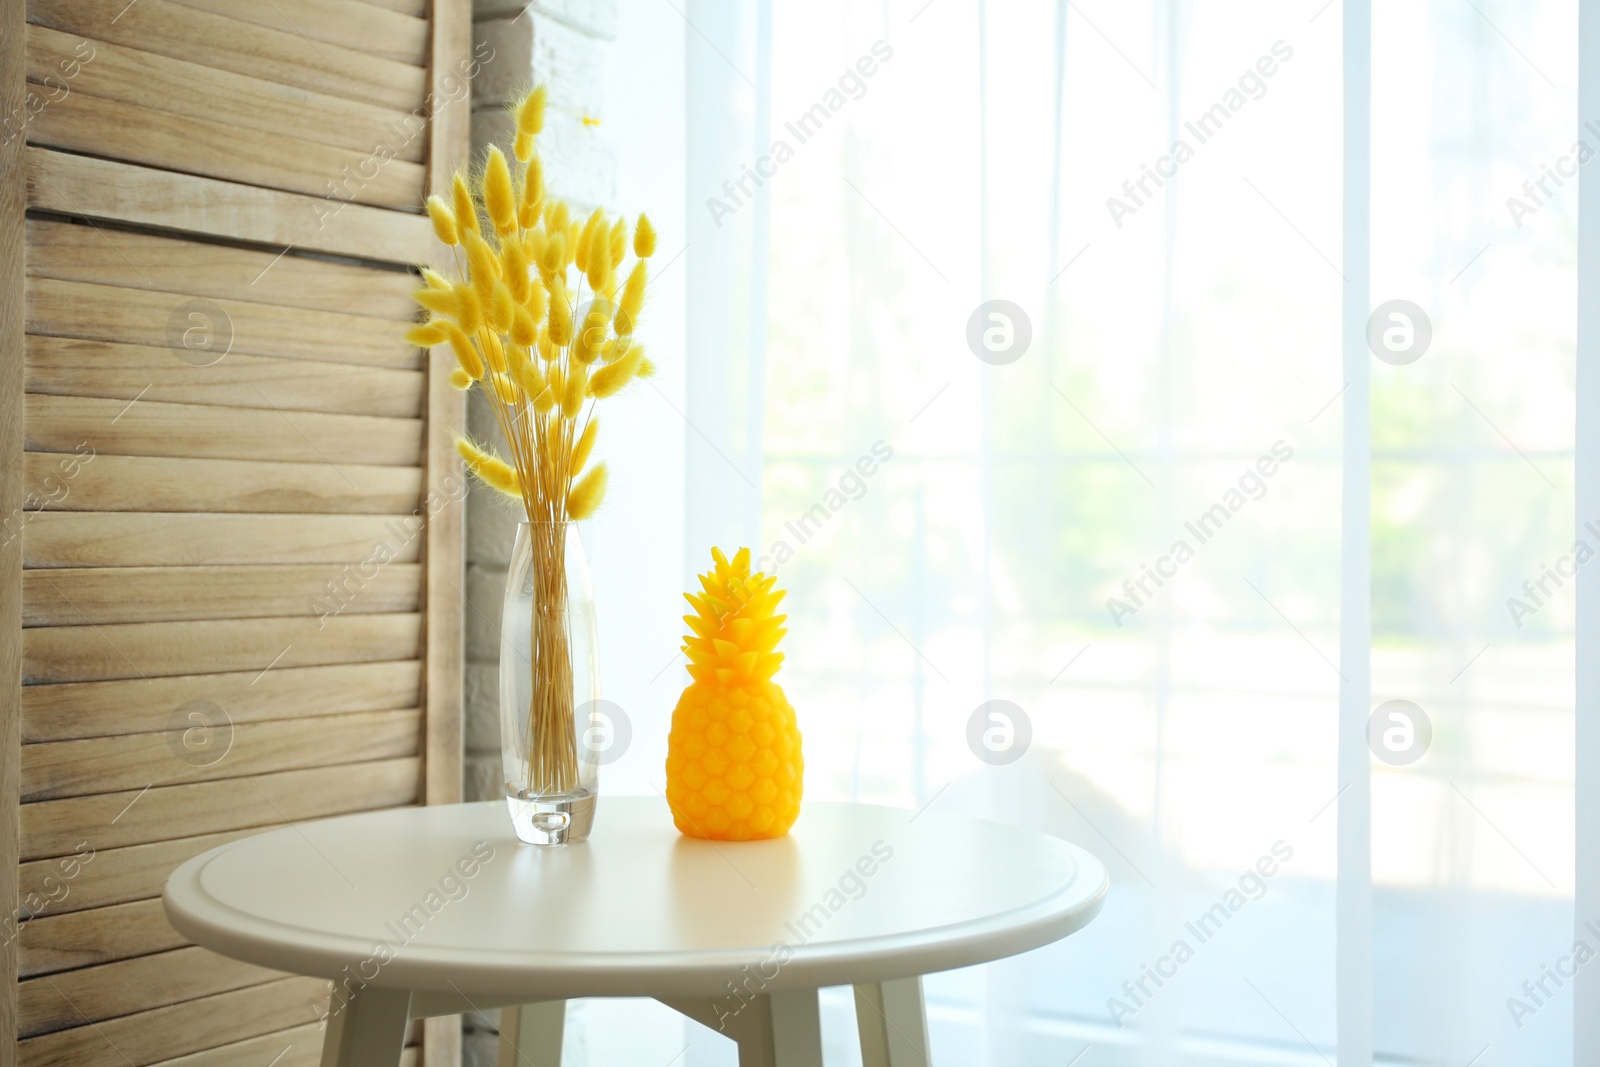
left=408, top=86, right=654, bottom=796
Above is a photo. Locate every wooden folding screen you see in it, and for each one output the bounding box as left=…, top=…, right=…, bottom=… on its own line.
left=0, top=0, right=470, bottom=1063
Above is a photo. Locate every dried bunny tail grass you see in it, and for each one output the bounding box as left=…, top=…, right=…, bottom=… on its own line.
left=483, top=145, right=517, bottom=235
left=481, top=330, right=509, bottom=374
left=538, top=232, right=566, bottom=278
left=516, top=85, right=548, bottom=137
left=585, top=221, right=611, bottom=291
left=421, top=267, right=452, bottom=290
left=501, top=238, right=531, bottom=302
left=425, top=196, right=457, bottom=246
left=618, top=261, right=646, bottom=334
left=572, top=416, right=598, bottom=473
left=547, top=277, right=572, bottom=346
left=509, top=343, right=544, bottom=397
left=412, top=286, right=458, bottom=318
left=576, top=208, right=603, bottom=273
left=536, top=325, right=558, bottom=362
left=566, top=462, right=607, bottom=520
left=490, top=372, right=519, bottom=405
left=456, top=437, right=521, bottom=498
left=490, top=283, right=516, bottom=333
left=633, top=213, right=656, bottom=258
left=406, top=322, right=448, bottom=347
left=513, top=130, right=534, bottom=162
left=444, top=323, right=483, bottom=379
left=511, top=304, right=538, bottom=346
left=521, top=155, right=544, bottom=210
left=451, top=172, right=478, bottom=235
left=463, top=230, right=500, bottom=305
left=588, top=343, right=645, bottom=398
left=609, top=217, right=627, bottom=267
left=638, top=356, right=658, bottom=379
left=561, top=361, right=588, bottom=417
left=533, top=385, right=557, bottom=413
left=546, top=199, right=570, bottom=236
left=449, top=367, right=474, bottom=390
left=524, top=277, right=548, bottom=321
left=453, top=283, right=482, bottom=333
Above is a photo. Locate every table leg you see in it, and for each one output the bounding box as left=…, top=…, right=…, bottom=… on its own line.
left=659, top=989, right=823, bottom=1067
left=497, top=1000, right=566, bottom=1067
left=318, top=987, right=412, bottom=1067
left=854, top=977, right=931, bottom=1067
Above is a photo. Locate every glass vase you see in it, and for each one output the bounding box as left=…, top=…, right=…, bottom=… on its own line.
left=500, top=520, right=600, bottom=844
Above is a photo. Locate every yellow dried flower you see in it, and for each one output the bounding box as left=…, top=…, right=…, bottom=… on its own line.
left=586, top=220, right=611, bottom=291
left=457, top=438, right=520, bottom=497
left=406, top=322, right=448, bottom=347
left=562, top=361, right=588, bottom=417
left=539, top=233, right=565, bottom=278
left=481, top=331, right=509, bottom=374
left=609, top=217, right=626, bottom=267
left=490, top=372, right=519, bottom=404
left=421, top=267, right=452, bottom=291
left=547, top=200, right=570, bottom=236
left=501, top=238, right=530, bottom=302
left=634, top=213, right=656, bottom=258
left=453, top=283, right=482, bottom=333
left=411, top=287, right=457, bottom=318
left=452, top=172, right=477, bottom=235
left=618, top=261, right=646, bottom=334
left=533, top=385, right=556, bottom=413
left=572, top=417, right=598, bottom=472
left=425, top=196, right=457, bottom=246
left=576, top=208, right=603, bottom=274
left=511, top=304, right=538, bottom=346
left=516, top=85, right=547, bottom=137
left=445, top=323, right=483, bottom=379
left=490, top=283, right=515, bottom=333
left=566, top=463, right=607, bottom=520
left=449, top=367, right=474, bottom=390
left=513, top=130, right=534, bottom=162
left=483, top=146, right=516, bottom=235
left=588, top=343, right=645, bottom=398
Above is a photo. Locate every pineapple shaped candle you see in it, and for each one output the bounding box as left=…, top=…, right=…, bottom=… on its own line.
left=665, top=548, right=803, bottom=840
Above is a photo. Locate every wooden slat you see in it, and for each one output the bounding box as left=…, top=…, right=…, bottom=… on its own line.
left=24, top=564, right=423, bottom=626
left=26, top=149, right=433, bottom=266
left=20, top=944, right=284, bottom=1036
left=19, top=828, right=262, bottom=916
left=27, top=27, right=428, bottom=167
left=22, top=708, right=423, bottom=800
left=171, top=0, right=430, bottom=66
left=27, top=394, right=422, bottom=469
left=360, top=0, right=428, bottom=18
left=25, top=218, right=417, bottom=320
left=19, top=898, right=186, bottom=977
left=28, top=0, right=428, bottom=111
left=22, top=612, right=422, bottom=684
left=26, top=277, right=419, bottom=370
left=25, top=336, right=426, bottom=419
left=24, top=453, right=423, bottom=515
left=3, top=0, right=27, bottom=1050
left=423, top=2, right=473, bottom=1058
left=23, top=661, right=422, bottom=742
left=20, top=757, right=421, bottom=859
left=17, top=975, right=330, bottom=1067
left=24, top=513, right=427, bottom=568
left=143, top=1022, right=326, bottom=1067
left=28, top=88, right=425, bottom=211
left=26, top=394, right=422, bottom=467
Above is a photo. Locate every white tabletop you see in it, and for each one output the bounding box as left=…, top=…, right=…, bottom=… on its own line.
left=164, top=798, right=1108, bottom=1000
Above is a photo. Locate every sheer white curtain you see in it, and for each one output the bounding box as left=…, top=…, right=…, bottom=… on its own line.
left=658, top=0, right=1585, bottom=1064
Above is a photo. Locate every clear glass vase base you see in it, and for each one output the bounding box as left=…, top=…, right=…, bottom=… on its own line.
left=504, top=788, right=596, bottom=845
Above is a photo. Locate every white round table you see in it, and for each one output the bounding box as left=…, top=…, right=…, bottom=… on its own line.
left=164, top=798, right=1107, bottom=1067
